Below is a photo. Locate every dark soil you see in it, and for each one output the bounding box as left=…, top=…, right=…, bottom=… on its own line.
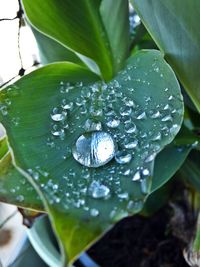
left=88, top=206, right=190, bottom=267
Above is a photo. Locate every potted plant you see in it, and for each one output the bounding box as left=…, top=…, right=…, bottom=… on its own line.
left=0, top=1, right=200, bottom=266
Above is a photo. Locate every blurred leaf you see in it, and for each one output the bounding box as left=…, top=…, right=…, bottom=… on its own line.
left=100, top=0, right=129, bottom=74
left=180, top=150, right=200, bottom=192
left=131, top=0, right=200, bottom=112
left=141, top=182, right=171, bottom=216
left=22, top=0, right=113, bottom=80
left=31, top=26, right=83, bottom=65
left=0, top=51, right=183, bottom=264
left=152, top=145, right=191, bottom=192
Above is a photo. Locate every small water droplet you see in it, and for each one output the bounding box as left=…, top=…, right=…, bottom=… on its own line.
left=124, top=121, right=137, bottom=134
left=89, top=181, right=110, bottom=199
left=136, top=112, right=147, bottom=120
left=84, top=119, right=102, bottom=132
left=106, top=118, right=120, bottom=128
left=90, top=208, right=99, bottom=217
left=161, top=115, right=172, bottom=122
left=132, top=171, right=141, bottom=181
left=115, top=151, right=132, bottom=164
left=124, top=140, right=138, bottom=149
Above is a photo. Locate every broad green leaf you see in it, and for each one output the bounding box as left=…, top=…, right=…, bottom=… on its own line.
left=31, top=26, right=83, bottom=65
left=100, top=0, right=129, bottom=74
left=0, top=151, right=43, bottom=211
left=131, top=0, right=200, bottom=112
left=22, top=0, right=113, bottom=80
left=0, top=51, right=183, bottom=264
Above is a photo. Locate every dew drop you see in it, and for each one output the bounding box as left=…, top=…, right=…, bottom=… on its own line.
left=84, top=119, right=102, bottom=132
left=124, top=140, right=138, bottom=149
left=132, top=171, right=141, bottom=181
left=106, top=118, right=120, bottom=128
left=72, top=131, right=116, bottom=167
left=90, top=208, right=99, bottom=217
left=89, top=181, right=110, bottom=199
left=136, top=112, right=147, bottom=120
left=115, top=151, right=132, bottom=164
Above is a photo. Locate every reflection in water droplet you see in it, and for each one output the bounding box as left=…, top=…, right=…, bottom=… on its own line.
left=89, top=181, right=110, bottom=198
left=72, top=131, right=116, bottom=167
left=115, top=151, right=132, bottom=164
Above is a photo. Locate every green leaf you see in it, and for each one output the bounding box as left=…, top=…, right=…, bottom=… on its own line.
left=0, top=51, right=183, bottom=264
left=0, top=136, right=8, bottom=159
left=100, top=0, right=129, bottom=74
left=31, top=26, right=83, bottom=65
left=131, top=0, right=200, bottom=112
left=0, top=150, right=43, bottom=211
left=152, top=145, right=191, bottom=192
left=22, top=0, right=113, bottom=80
left=180, top=150, right=200, bottom=192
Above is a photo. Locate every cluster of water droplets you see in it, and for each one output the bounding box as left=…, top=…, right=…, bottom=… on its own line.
left=37, top=58, right=184, bottom=219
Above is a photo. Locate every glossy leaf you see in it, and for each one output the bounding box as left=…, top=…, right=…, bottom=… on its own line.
left=0, top=151, right=43, bottom=211
left=0, top=51, right=183, bottom=264
left=22, top=0, right=113, bottom=80
left=31, top=26, right=83, bottom=65
left=131, top=0, right=200, bottom=112
left=100, top=0, right=129, bottom=74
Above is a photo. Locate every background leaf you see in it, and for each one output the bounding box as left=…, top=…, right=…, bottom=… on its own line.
left=0, top=51, right=183, bottom=264
left=131, top=0, right=200, bottom=112
left=31, top=26, right=83, bottom=65
left=22, top=0, right=113, bottom=80
left=100, top=0, right=129, bottom=74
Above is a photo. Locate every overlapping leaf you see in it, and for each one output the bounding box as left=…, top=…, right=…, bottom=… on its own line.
left=131, top=0, right=200, bottom=112
left=22, top=0, right=114, bottom=80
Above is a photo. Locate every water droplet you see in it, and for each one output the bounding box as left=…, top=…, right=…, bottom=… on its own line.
left=118, top=192, right=129, bottom=200
left=132, top=171, right=141, bottom=181
left=90, top=208, right=99, bottom=217
left=84, top=119, right=102, bottom=132
left=115, top=151, right=132, bottom=164
left=51, top=113, right=65, bottom=121
left=150, top=111, right=161, bottom=119
left=120, top=106, right=132, bottom=116
left=72, top=131, right=116, bottom=167
left=124, top=121, right=137, bottom=134
left=106, top=118, right=120, bottom=128
left=62, top=100, right=73, bottom=110
left=124, top=140, right=138, bottom=149
left=89, top=181, right=110, bottom=198
left=136, top=112, right=147, bottom=120
left=161, top=115, right=172, bottom=122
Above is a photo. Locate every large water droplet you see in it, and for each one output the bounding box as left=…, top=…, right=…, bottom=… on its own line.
left=72, top=131, right=116, bottom=167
